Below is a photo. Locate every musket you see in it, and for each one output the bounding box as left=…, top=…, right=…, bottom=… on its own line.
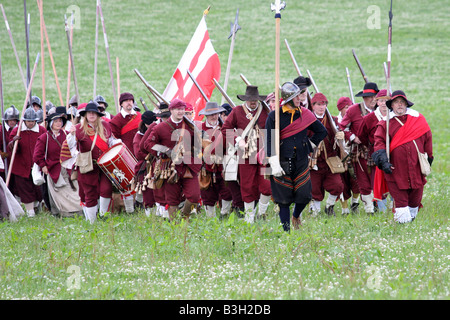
left=345, top=67, right=355, bottom=104
left=36, top=0, right=63, bottom=105
left=0, top=4, right=27, bottom=91
left=306, top=69, right=348, bottom=160
left=98, top=0, right=119, bottom=113
left=144, top=91, right=159, bottom=108
left=212, top=78, right=236, bottom=108
left=352, top=49, right=369, bottom=84
left=65, top=14, right=79, bottom=106
left=134, top=69, right=169, bottom=105
left=386, top=0, right=393, bottom=161
left=139, top=97, right=150, bottom=111
left=187, top=69, right=209, bottom=102
left=284, top=39, right=312, bottom=101
left=238, top=73, right=271, bottom=113
left=221, top=8, right=241, bottom=105
left=6, top=53, right=40, bottom=187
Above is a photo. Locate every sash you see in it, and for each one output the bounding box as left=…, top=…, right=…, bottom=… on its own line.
left=89, top=133, right=109, bottom=152
left=373, top=113, right=430, bottom=200
left=280, top=107, right=317, bottom=139
left=121, top=113, right=141, bottom=135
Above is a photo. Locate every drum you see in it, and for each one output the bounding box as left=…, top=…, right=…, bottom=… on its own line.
left=97, top=143, right=137, bottom=196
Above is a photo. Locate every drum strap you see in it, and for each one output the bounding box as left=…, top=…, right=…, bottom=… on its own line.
left=89, top=133, right=109, bottom=152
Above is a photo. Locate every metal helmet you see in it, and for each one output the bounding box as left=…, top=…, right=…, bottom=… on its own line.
left=23, top=108, right=40, bottom=121
left=67, top=106, right=77, bottom=117
left=3, top=105, right=20, bottom=121
left=280, top=82, right=301, bottom=106
left=94, top=95, right=108, bottom=108
left=36, top=109, right=44, bottom=123
left=69, top=94, right=78, bottom=106
left=29, top=95, right=42, bottom=108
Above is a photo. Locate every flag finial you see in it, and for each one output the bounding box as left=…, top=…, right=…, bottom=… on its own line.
left=203, top=5, right=211, bottom=16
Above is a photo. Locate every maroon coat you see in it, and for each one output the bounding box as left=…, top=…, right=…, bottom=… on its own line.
left=308, top=115, right=340, bottom=169
left=33, top=130, right=68, bottom=184
left=358, top=111, right=381, bottom=157
left=9, top=125, right=47, bottom=178
left=0, top=124, right=15, bottom=173
left=201, top=121, right=223, bottom=173
left=109, top=112, right=141, bottom=156
left=339, top=103, right=368, bottom=142
left=374, top=114, right=433, bottom=190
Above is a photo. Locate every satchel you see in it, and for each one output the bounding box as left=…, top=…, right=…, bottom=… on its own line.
left=76, top=133, right=97, bottom=174
left=32, top=163, right=45, bottom=186
left=324, top=144, right=346, bottom=174
left=413, top=140, right=431, bottom=176
left=199, top=167, right=212, bottom=190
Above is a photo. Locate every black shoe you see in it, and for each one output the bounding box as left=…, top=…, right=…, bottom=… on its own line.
left=135, top=201, right=144, bottom=210
left=350, top=202, right=359, bottom=214
left=325, top=205, right=336, bottom=217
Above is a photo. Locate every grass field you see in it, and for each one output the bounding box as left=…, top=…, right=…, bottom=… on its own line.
left=0, top=0, right=448, bottom=302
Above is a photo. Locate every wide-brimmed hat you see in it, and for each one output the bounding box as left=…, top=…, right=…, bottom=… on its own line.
left=141, top=110, right=156, bottom=125
left=293, top=76, right=312, bottom=90
left=79, top=101, right=105, bottom=117
left=386, top=90, right=414, bottom=109
left=237, top=85, right=267, bottom=101
left=220, top=103, right=232, bottom=116
left=311, top=92, right=328, bottom=105
left=155, top=102, right=170, bottom=118
left=45, top=107, right=67, bottom=130
left=337, top=97, right=353, bottom=111
left=199, top=102, right=226, bottom=116
left=355, top=82, right=379, bottom=97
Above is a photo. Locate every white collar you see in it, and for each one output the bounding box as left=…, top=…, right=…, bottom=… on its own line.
left=120, top=108, right=136, bottom=118
left=374, top=108, right=387, bottom=121
left=205, top=120, right=218, bottom=129
left=314, top=112, right=325, bottom=119
left=244, top=102, right=259, bottom=113
left=170, top=115, right=183, bottom=124
left=21, top=122, right=39, bottom=133
left=337, top=113, right=343, bottom=123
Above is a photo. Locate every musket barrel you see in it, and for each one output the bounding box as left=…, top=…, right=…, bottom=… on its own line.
left=212, top=78, right=236, bottom=108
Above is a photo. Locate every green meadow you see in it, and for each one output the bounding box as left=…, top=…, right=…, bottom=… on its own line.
left=0, top=0, right=448, bottom=300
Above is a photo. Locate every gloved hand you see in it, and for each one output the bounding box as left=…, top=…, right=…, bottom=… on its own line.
left=268, top=156, right=285, bottom=177
left=381, top=161, right=393, bottom=174
left=372, top=149, right=392, bottom=174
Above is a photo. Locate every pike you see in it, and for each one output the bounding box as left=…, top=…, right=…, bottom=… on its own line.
left=221, top=8, right=241, bottom=105
left=38, top=0, right=45, bottom=114
left=0, top=4, right=27, bottom=90
left=271, top=0, right=285, bottom=159
left=116, top=56, right=120, bottom=101
left=98, top=0, right=119, bottom=113
left=65, top=13, right=74, bottom=109
left=383, top=62, right=391, bottom=93
left=93, top=0, right=100, bottom=99
left=306, top=69, right=348, bottom=160
left=346, top=67, right=355, bottom=104
left=36, top=0, right=64, bottom=105
left=386, top=0, right=393, bottom=160
left=144, top=91, right=159, bottom=108
left=352, top=49, right=369, bottom=84
left=212, top=78, right=236, bottom=108
left=24, top=1, right=31, bottom=97
left=6, top=53, right=40, bottom=187
left=0, top=51, right=7, bottom=176
left=187, top=69, right=209, bottom=102
left=65, top=14, right=79, bottom=106
left=239, top=73, right=271, bottom=112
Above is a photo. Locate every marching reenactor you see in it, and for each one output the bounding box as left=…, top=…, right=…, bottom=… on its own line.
left=27, top=95, right=43, bottom=112
left=141, top=103, right=171, bottom=218
left=308, top=93, right=344, bottom=216
left=33, top=107, right=81, bottom=217
left=8, top=108, right=47, bottom=217
left=373, top=90, right=433, bottom=223
left=357, top=89, right=390, bottom=212
left=293, top=76, right=313, bottom=109
left=67, top=101, right=121, bottom=223
left=339, top=82, right=379, bottom=215
left=146, top=99, right=202, bottom=222
left=0, top=106, right=20, bottom=183
left=198, top=102, right=233, bottom=218
left=94, top=95, right=113, bottom=120
left=132, top=110, right=157, bottom=215
left=109, top=92, right=142, bottom=213
left=266, top=82, right=327, bottom=231
left=221, top=85, right=272, bottom=223
left=336, top=97, right=360, bottom=214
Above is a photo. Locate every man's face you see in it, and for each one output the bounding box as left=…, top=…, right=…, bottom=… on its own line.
left=391, top=97, right=408, bottom=116
left=98, top=102, right=107, bottom=113
left=298, top=88, right=308, bottom=102
left=340, top=105, right=350, bottom=117
left=246, top=100, right=258, bottom=110
left=121, top=99, right=134, bottom=113
left=171, top=107, right=185, bottom=121
left=185, top=110, right=194, bottom=120
left=312, top=101, right=327, bottom=117
left=206, top=113, right=219, bottom=126
left=363, top=95, right=377, bottom=110
left=268, top=98, right=276, bottom=110
left=25, top=120, right=36, bottom=129
left=377, top=98, right=389, bottom=116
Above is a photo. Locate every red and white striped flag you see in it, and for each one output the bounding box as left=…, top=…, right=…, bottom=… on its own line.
left=163, top=16, right=221, bottom=120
